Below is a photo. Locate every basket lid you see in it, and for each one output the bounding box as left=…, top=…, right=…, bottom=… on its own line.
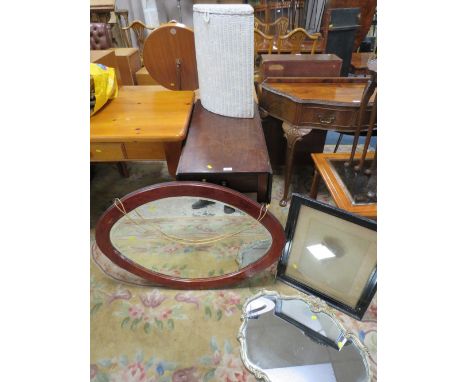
left=193, top=4, right=253, bottom=16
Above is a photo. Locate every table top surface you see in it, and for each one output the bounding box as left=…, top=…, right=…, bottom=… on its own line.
left=261, top=53, right=341, bottom=62
left=90, top=0, right=115, bottom=10
left=143, top=23, right=198, bottom=91
left=263, top=79, right=375, bottom=105
left=312, top=152, right=377, bottom=218
left=90, top=50, right=115, bottom=62
left=177, top=101, right=271, bottom=175
left=90, top=86, right=194, bottom=142
left=351, top=52, right=376, bottom=69
left=113, top=47, right=139, bottom=57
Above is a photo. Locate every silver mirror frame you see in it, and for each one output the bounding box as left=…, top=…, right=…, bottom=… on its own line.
left=237, top=289, right=372, bottom=382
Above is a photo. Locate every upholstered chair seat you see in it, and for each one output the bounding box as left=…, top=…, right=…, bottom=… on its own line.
left=90, top=23, right=113, bottom=50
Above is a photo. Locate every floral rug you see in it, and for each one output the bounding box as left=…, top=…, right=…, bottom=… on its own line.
left=90, top=146, right=377, bottom=382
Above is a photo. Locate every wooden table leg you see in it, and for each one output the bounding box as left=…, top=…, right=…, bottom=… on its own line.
left=117, top=162, right=129, bottom=178
left=309, top=169, right=321, bottom=199
left=164, top=141, right=182, bottom=178
left=365, top=151, right=377, bottom=176
left=356, top=94, right=377, bottom=172
left=347, top=73, right=377, bottom=166
left=280, top=122, right=312, bottom=207
left=257, top=173, right=271, bottom=203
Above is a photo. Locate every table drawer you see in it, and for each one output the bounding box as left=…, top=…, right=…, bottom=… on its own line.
left=124, top=142, right=165, bottom=160
left=299, top=106, right=357, bottom=130
left=90, top=143, right=125, bottom=161
left=176, top=173, right=257, bottom=191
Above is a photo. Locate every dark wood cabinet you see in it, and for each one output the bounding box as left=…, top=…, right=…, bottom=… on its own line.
left=259, top=53, right=342, bottom=80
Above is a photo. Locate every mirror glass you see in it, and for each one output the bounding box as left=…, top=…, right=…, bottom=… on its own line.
left=110, top=197, right=272, bottom=279
left=242, top=294, right=369, bottom=382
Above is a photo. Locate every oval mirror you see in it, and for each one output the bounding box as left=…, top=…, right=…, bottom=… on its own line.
left=95, top=182, right=285, bottom=289
left=238, top=290, right=372, bottom=382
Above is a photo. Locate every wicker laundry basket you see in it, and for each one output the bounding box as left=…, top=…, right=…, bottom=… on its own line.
left=193, top=4, right=254, bottom=118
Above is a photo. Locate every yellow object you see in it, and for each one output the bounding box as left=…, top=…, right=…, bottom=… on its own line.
left=90, top=63, right=118, bottom=115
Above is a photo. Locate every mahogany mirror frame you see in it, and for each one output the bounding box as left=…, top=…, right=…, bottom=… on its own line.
left=95, top=181, right=286, bottom=289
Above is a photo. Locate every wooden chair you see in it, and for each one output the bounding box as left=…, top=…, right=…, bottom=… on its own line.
left=90, top=23, right=113, bottom=50
left=309, top=59, right=377, bottom=219
left=334, top=53, right=377, bottom=152
left=254, top=29, right=274, bottom=55
left=254, top=17, right=268, bottom=34
left=268, top=16, right=289, bottom=37
left=255, top=16, right=289, bottom=37
left=114, top=9, right=130, bottom=47
left=122, top=20, right=155, bottom=62
left=254, top=29, right=273, bottom=83
left=277, top=28, right=321, bottom=54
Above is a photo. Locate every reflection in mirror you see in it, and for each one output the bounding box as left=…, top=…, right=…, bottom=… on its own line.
left=239, top=291, right=370, bottom=382
left=110, top=197, right=272, bottom=279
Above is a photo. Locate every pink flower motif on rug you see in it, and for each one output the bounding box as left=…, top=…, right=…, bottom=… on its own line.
left=199, top=337, right=255, bottom=382
left=128, top=304, right=145, bottom=320
left=116, top=295, right=187, bottom=333
left=213, top=291, right=241, bottom=317
left=154, top=308, right=173, bottom=321
left=92, top=351, right=179, bottom=382
left=106, top=288, right=132, bottom=304
left=172, top=367, right=198, bottom=382
left=174, top=292, right=200, bottom=309
left=214, top=353, right=254, bottom=382
left=118, top=304, right=186, bottom=334
left=110, top=362, right=146, bottom=382
left=139, top=290, right=167, bottom=308
left=90, top=364, right=98, bottom=379
left=197, top=291, right=244, bottom=321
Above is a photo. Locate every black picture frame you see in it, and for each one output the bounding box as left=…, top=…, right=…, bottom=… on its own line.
left=277, top=194, right=377, bottom=320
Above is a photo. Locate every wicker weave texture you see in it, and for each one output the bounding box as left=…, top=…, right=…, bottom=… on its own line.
left=193, top=4, right=254, bottom=118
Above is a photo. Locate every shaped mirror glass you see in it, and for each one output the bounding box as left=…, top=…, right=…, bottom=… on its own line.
left=95, top=182, right=285, bottom=289
left=109, top=196, right=272, bottom=278
left=239, top=291, right=371, bottom=382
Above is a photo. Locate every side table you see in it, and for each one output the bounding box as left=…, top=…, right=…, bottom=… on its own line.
left=260, top=77, right=375, bottom=206
left=90, top=86, right=194, bottom=177
left=310, top=152, right=377, bottom=220
left=176, top=101, right=273, bottom=203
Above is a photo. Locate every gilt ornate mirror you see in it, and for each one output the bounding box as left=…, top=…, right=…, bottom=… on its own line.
left=94, top=182, right=285, bottom=288
left=238, top=290, right=371, bottom=382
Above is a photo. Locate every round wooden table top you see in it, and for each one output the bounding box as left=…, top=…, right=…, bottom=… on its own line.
left=143, top=22, right=199, bottom=91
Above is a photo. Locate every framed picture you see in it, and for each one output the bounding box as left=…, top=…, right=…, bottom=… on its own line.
left=277, top=194, right=376, bottom=320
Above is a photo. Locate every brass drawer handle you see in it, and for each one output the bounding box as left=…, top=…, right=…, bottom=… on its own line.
left=318, top=114, right=336, bottom=125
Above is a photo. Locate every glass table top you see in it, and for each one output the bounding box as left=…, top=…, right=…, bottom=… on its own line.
left=329, top=159, right=377, bottom=205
